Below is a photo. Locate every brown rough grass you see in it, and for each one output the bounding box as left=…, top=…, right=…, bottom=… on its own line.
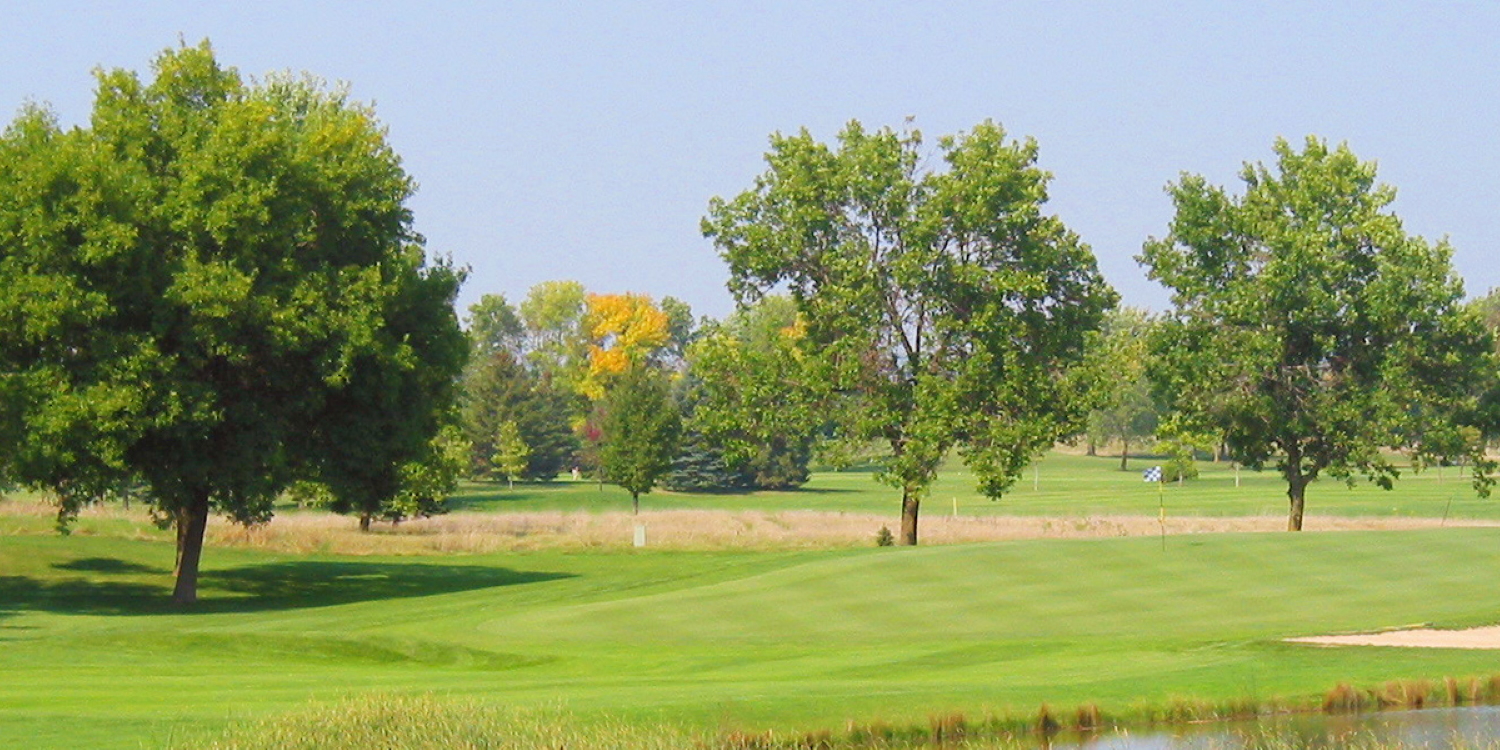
left=197, top=510, right=1500, bottom=555
left=6, top=494, right=1494, bottom=556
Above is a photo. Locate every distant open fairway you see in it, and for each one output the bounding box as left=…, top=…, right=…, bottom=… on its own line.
left=445, top=452, right=1499, bottom=523
left=5, top=500, right=1500, bottom=747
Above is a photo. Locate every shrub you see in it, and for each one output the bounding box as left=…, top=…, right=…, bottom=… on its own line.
left=929, top=712, right=966, bottom=743
left=1035, top=704, right=1060, bottom=734
left=1323, top=682, right=1367, bottom=714
left=1075, top=702, right=1103, bottom=731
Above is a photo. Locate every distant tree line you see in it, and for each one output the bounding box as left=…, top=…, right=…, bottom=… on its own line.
left=456, top=282, right=822, bottom=503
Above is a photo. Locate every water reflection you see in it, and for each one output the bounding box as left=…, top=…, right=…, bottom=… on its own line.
left=1038, top=706, right=1500, bottom=749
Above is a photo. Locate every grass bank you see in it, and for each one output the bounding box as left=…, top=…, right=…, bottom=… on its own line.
left=180, top=692, right=1500, bottom=749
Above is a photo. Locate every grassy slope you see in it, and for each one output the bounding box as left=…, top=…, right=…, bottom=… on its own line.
left=5, top=522, right=1500, bottom=748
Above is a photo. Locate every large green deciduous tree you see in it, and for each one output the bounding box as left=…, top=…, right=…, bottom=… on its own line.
left=704, top=121, right=1115, bottom=545
left=1469, top=289, right=1500, bottom=446
left=1140, top=137, right=1495, bottom=531
left=0, top=42, right=466, bottom=602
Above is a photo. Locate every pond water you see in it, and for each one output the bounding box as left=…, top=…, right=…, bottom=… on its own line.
left=1038, top=706, right=1500, bottom=749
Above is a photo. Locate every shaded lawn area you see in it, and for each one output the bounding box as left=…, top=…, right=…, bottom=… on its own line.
left=0, top=535, right=572, bottom=617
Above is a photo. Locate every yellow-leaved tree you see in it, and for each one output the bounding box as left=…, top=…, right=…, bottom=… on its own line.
left=580, top=293, right=671, bottom=399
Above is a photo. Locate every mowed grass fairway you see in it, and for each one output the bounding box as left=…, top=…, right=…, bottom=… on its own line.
left=6, top=487, right=1500, bottom=749
left=448, top=452, right=1500, bottom=522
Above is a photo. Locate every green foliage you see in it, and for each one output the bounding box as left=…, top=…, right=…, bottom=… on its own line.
left=1081, top=308, right=1161, bottom=468
left=1153, top=419, right=1216, bottom=483
left=492, top=420, right=531, bottom=487
left=0, top=41, right=465, bottom=600
left=662, top=424, right=747, bottom=492
left=875, top=526, right=895, bottom=547
left=704, top=120, right=1116, bottom=542
left=465, top=293, right=525, bottom=358
left=657, top=295, right=696, bottom=366
left=599, top=366, right=682, bottom=510
left=735, top=436, right=812, bottom=490
left=1140, top=137, right=1497, bottom=529
left=1467, top=289, right=1500, bottom=445
left=460, top=349, right=580, bottom=481
left=384, top=423, right=469, bottom=522
left=285, top=425, right=467, bottom=525
left=686, top=296, right=819, bottom=490
left=284, top=480, right=336, bottom=509
left=1470, top=288, right=1500, bottom=348
left=519, top=279, right=588, bottom=388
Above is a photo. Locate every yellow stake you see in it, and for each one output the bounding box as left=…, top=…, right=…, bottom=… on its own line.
left=1158, top=479, right=1166, bottom=551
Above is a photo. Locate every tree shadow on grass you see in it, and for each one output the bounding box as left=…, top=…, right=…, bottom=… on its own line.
left=0, top=559, right=573, bottom=617
left=0, top=575, right=166, bottom=618
left=201, top=561, right=572, bottom=614
left=771, top=485, right=864, bottom=496
left=54, top=557, right=169, bottom=575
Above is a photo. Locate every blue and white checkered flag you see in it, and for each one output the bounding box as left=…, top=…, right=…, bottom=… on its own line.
left=1143, top=466, right=1163, bottom=483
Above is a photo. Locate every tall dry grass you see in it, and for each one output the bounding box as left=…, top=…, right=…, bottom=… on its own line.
left=6, top=491, right=1496, bottom=556
left=182, top=692, right=1500, bottom=750
left=193, top=509, right=1500, bottom=555
left=177, top=695, right=705, bottom=750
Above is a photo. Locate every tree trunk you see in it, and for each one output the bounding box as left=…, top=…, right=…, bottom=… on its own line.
left=1286, top=453, right=1307, bottom=531
left=1119, top=436, right=1129, bottom=471
left=1287, top=478, right=1307, bottom=531
left=359, top=512, right=372, bottom=532
left=1086, top=439, right=1097, bottom=457
left=900, top=491, right=920, bottom=546
left=174, top=511, right=189, bottom=575
left=632, top=491, right=640, bottom=516
left=171, top=491, right=210, bottom=605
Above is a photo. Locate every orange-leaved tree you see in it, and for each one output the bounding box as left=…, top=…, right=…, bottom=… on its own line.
left=580, top=293, right=671, bottom=399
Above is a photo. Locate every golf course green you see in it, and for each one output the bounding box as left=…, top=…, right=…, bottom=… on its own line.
left=3, top=453, right=1499, bottom=748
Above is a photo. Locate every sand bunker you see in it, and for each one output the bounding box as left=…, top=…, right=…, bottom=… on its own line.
left=1289, top=625, right=1500, bottom=650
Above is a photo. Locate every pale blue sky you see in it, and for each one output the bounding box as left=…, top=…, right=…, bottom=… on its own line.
left=4, top=1, right=1498, bottom=320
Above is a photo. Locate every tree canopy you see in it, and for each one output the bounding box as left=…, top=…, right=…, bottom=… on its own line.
left=581, top=292, right=671, bottom=399
left=684, top=295, right=819, bottom=490
left=598, top=366, right=682, bottom=514
left=704, top=120, right=1115, bottom=544
left=1140, top=137, right=1495, bottom=530
left=1082, top=307, right=1160, bottom=469
left=0, top=42, right=466, bottom=602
